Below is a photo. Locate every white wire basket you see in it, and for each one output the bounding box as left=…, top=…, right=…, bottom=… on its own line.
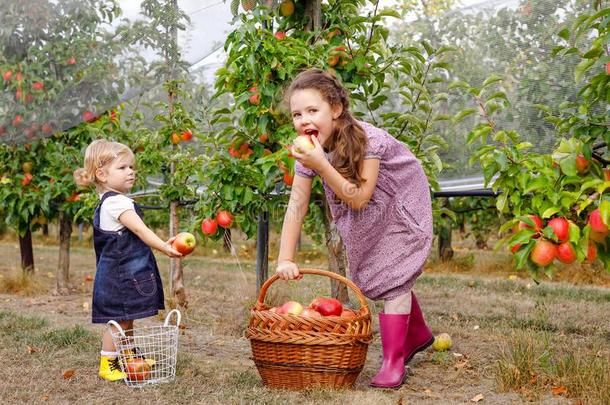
left=107, top=309, right=181, bottom=388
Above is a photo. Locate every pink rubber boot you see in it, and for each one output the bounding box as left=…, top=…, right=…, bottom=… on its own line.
left=370, top=313, right=409, bottom=388
left=404, top=292, right=434, bottom=365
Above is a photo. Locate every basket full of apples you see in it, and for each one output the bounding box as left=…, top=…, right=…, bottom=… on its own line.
left=245, top=268, right=372, bottom=390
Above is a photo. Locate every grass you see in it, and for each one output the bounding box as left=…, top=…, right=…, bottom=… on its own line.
left=495, top=331, right=610, bottom=404
left=0, top=238, right=608, bottom=403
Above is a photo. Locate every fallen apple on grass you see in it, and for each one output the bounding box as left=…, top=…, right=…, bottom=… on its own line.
left=172, top=232, right=196, bottom=255
left=432, top=333, right=452, bottom=351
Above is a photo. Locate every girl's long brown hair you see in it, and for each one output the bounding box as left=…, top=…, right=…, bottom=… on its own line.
left=287, top=68, right=368, bottom=186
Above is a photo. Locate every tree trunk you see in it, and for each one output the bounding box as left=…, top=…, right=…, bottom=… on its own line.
left=55, top=212, right=73, bottom=295
left=438, top=198, right=454, bottom=261
left=322, top=198, right=350, bottom=306
left=304, top=0, right=322, bottom=31
left=169, top=201, right=187, bottom=309
left=42, top=224, right=49, bottom=236
left=19, top=229, right=34, bottom=274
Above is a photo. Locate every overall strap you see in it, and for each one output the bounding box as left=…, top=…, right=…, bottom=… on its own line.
left=99, top=191, right=120, bottom=205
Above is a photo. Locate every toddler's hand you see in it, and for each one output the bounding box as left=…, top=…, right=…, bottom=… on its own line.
left=276, top=260, right=302, bottom=280
left=162, top=237, right=183, bottom=258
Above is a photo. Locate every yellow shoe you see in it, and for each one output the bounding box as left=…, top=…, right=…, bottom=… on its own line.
left=122, top=347, right=156, bottom=368
left=98, top=356, right=127, bottom=382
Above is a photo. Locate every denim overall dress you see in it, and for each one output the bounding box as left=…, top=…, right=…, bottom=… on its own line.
left=91, top=191, right=165, bottom=323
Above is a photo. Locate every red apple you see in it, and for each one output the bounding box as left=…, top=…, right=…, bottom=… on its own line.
left=249, top=93, right=260, bottom=105
left=216, top=210, right=233, bottom=228
left=293, top=135, right=315, bottom=153
left=21, top=173, right=33, bottom=186
left=170, top=133, right=181, bottom=144
left=258, top=133, right=269, bottom=143
left=12, top=115, right=23, bottom=127
left=41, top=122, right=53, bottom=134
left=300, top=308, right=321, bottom=318
left=32, top=81, right=44, bottom=91
left=83, top=111, right=96, bottom=122
left=603, top=168, right=610, bottom=181
left=590, top=230, right=607, bottom=243
left=125, top=358, right=151, bottom=381
left=518, top=215, right=543, bottom=232
left=172, top=232, right=196, bottom=255
left=181, top=129, right=193, bottom=141
left=575, top=154, right=590, bottom=174
left=274, top=31, right=287, bottom=40
left=530, top=239, right=557, bottom=267
left=548, top=217, right=569, bottom=242
left=556, top=242, right=576, bottom=264
left=201, top=218, right=218, bottom=235
left=340, top=308, right=358, bottom=318
left=2, top=70, right=12, bottom=81
left=606, top=62, right=610, bottom=75
left=15, top=71, right=22, bottom=82
left=283, top=172, right=294, bottom=186
left=309, top=297, right=343, bottom=316
left=249, top=86, right=257, bottom=93
left=277, top=301, right=303, bottom=315
left=585, top=242, right=597, bottom=263
left=588, top=209, right=608, bottom=234
left=67, top=56, right=76, bottom=65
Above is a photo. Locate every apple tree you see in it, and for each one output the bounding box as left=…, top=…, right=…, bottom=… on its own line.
left=463, top=2, right=610, bottom=277
left=201, top=0, right=451, bottom=297
left=0, top=0, right=131, bottom=280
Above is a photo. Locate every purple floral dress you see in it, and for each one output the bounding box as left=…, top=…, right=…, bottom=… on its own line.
left=295, top=121, right=433, bottom=300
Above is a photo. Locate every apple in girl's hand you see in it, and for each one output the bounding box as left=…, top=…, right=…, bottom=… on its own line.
left=126, top=358, right=151, bottom=381
left=293, top=135, right=315, bottom=153
left=309, top=297, right=343, bottom=316
left=172, top=232, right=196, bottom=255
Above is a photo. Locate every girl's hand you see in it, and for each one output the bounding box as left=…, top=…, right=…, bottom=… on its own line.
left=276, top=260, right=302, bottom=280
left=161, top=237, right=183, bottom=258
left=292, top=135, right=328, bottom=172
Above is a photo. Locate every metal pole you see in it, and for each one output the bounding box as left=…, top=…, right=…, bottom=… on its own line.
left=256, top=211, right=269, bottom=294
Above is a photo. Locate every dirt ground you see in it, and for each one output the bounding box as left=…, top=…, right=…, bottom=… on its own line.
left=0, top=238, right=609, bottom=404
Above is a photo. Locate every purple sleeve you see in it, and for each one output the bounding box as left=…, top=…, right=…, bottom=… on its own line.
left=295, top=160, right=316, bottom=178
left=364, top=124, right=387, bottom=159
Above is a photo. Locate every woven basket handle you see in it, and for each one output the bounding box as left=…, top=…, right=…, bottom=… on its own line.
left=256, top=268, right=370, bottom=317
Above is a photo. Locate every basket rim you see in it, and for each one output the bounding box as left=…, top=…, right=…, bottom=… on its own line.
left=255, top=268, right=371, bottom=316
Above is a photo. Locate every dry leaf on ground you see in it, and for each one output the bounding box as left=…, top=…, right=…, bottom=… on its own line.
left=62, top=369, right=75, bottom=380
left=470, top=393, right=484, bottom=402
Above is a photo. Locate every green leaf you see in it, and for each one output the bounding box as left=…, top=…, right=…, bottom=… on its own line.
left=453, top=108, right=477, bottom=123
left=542, top=207, right=560, bottom=219
left=599, top=200, right=610, bottom=228
left=558, top=27, right=570, bottom=40
left=575, top=59, right=595, bottom=83
left=482, top=74, right=503, bottom=88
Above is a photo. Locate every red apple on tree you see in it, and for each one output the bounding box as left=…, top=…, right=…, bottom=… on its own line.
left=556, top=242, right=576, bottom=264
left=32, top=81, right=44, bottom=91
left=67, top=56, right=76, bottom=65
left=585, top=242, right=597, bottom=263
left=172, top=232, right=196, bottom=255
left=548, top=217, right=569, bottom=242
left=575, top=154, right=590, bottom=174
left=83, top=111, right=96, bottom=122
left=21, top=173, right=33, bottom=186
left=181, top=130, right=193, bottom=141
left=201, top=218, right=218, bottom=235
left=216, top=210, right=233, bottom=228
left=517, top=214, right=543, bottom=232
left=588, top=208, right=608, bottom=235
left=2, top=70, right=12, bottom=81
left=283, top=172, right=294, bottom=186
left=530, top=239, right=557, bottom=267
left=249, top=93, right=260, bottom=105
left=274, top=31, right=287, bottom=40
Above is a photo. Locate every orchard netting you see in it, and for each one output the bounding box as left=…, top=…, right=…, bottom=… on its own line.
left=0, top=0, right=604, bottom=191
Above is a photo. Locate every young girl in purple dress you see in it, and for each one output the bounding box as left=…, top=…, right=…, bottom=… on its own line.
left=276, top=68, right=435, bottom=388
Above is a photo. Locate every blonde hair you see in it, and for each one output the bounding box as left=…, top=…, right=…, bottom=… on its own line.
left=74, top=139, right=133, bottom=188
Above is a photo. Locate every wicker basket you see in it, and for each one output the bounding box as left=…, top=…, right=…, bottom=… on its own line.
left=246, top=268, right=372, bottom=390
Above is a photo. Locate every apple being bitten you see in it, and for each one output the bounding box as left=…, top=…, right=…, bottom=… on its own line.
left=293, top=135, right=315, bottom=153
